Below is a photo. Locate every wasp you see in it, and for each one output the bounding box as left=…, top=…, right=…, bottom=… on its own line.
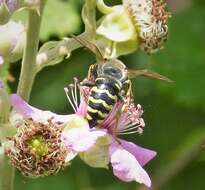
left=72, top=36, right=172, bottom=128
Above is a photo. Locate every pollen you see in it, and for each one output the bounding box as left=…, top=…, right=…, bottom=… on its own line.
left=123, top=0, right=171, bottom=53
left=6, top=118, right=68, bottom=178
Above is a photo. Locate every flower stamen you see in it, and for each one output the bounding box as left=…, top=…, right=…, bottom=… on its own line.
left=64, top=78, right=82, bottom=112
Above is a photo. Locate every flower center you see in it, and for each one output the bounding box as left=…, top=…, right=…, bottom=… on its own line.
left=27, top=134, right=49, bottom=157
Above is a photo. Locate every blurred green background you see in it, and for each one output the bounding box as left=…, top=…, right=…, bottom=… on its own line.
left=9, top=0, right=205, bottom=189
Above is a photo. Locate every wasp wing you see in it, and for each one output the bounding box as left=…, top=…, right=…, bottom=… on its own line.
left=128, top=69, right=173, bottom=82
left=71, top=35, right=104, bottom=61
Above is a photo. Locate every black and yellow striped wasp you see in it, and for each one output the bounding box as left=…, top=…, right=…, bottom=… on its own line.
left=72, top=36, right=172, bottom=128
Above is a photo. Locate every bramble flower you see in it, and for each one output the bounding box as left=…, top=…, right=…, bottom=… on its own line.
left=6, top=94, right=76, bottom=178
left=61, top=80, right=156, bottom=187
left=0, top=20, right=26, bottom=64
left=96, top=0, right=170, bottom=56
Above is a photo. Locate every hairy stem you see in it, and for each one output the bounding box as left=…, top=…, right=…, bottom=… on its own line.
left=36, top=32, right=89, bottom=71
left=17, top=1, right=46, bottom=101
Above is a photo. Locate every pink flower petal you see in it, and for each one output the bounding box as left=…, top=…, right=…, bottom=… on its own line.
left=76, top=99, right=87, bottom=117
left=120, top=140, right=157, bottom=167
left=62, top=127, right=107, bottom=152
left=109, top=141, right=151, bottom=187
left=10, top=94, right=72, bottom=123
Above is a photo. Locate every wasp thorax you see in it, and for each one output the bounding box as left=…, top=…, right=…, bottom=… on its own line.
left=98, top=59, right=128, bottom=82
left=123, top=0, right=171, bottom=53
left=6, top=118, right=68, bottom=178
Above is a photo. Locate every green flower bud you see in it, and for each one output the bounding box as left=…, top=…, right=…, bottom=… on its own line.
left=0, top=20, right=26, bottom=64
left=0, top=0, right=23, bottom=25
left=0, top=1, right=40, bottom=25
left=0, top=3, right=11, bottom=25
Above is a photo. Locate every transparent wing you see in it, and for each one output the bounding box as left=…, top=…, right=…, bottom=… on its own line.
left=128, top=69, right=173, bottom=82
left=71, top=35, right=104, bottom=61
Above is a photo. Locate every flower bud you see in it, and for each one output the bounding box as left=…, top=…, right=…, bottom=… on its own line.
left=0, top=20, right=26, bottom=64
left=0, top=1, right=40, bottom=25
left=6, top=118, right=68, bottom=178
left=0, top=0, right=23, bottom=25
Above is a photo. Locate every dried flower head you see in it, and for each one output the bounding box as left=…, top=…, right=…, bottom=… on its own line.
left=96, top=0, right=170, bottom=56
left=6, top=118, right=68, bottom=178
left=7, top=94, right=77, bottom=177
left=123, top=0, right=171, bottom=53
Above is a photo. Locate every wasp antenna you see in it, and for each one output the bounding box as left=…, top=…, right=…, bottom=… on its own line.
left=71, top=35, right=104, bottom=61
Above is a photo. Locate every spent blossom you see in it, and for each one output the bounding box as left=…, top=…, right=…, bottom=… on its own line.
left=61, top=79, right=156, bottom=187
left=6, top=94, right=76, bottom=177
left=96, top=0, right=170, bottom=56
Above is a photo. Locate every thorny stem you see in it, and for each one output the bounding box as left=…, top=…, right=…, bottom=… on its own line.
left=36, top=32, right=89, bottom=71
left=17, top=1, right=46, bottom=101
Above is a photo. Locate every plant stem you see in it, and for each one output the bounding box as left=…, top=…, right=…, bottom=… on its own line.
left=1, top=2, right=46, bottom=190
left=17, top=1, right=46, bottom=101
left=0, top=156, right=14, bottom=190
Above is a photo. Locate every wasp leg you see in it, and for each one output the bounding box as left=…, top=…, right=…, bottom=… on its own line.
left=126, top=79, right=133, bottom=97
left=120, top=80, right=133, bottom=113
left=80, top=80, right=95, bottom=87
left=87, top=64, right=96, bottom=80
left=113, top=109, right=122, bottom=144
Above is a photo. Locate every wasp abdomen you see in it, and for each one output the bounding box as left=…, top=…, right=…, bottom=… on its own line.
left=86, top=77, right=120, bottom=127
